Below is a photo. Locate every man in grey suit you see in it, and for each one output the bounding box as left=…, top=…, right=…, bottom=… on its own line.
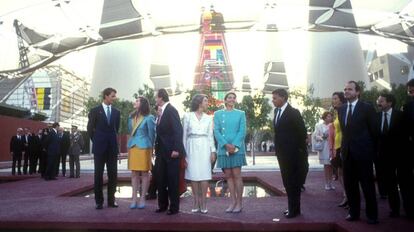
left=69, top=125, right=84, bottom=178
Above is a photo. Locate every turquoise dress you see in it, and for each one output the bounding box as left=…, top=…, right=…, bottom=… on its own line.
left=213, top=109, right=247, bottom=168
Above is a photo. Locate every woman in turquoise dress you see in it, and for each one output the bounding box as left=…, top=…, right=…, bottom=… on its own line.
left=213, top=92, right=247, bottom=213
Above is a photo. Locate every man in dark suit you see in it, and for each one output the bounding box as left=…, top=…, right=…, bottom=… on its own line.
left=377, top=93, right=412, bottom=218
left=29, top=129, right=42, bottom=175
left=401, top=79, right=414, bottom=219
left=56, top=127, right=70, bottom=177
left=22, top=128, right=33, bottom=175
left=45, top=122, right=61, bottom=180
left=39, top=128, right=49, bottom=178
left=10, top=128, right=25, bottom=175
left=339, top=81, right=379, bottom=224
left=154, top=88, right=185, bottom=215
left=272, top=89, right=307, bottom=218
left=87, top=87, right=120, bottom=210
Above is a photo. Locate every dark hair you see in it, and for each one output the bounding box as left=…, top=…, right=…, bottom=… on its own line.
left=191, top=94, right=207, bottom=112
left=52, top=122, right=60, bottom=128
left=157, top=88, right=169, bottom=102
left=131, top=96, right=150, bottom=117
left=347, top=81, right=361, bottom=92
left=407, top=79, right=414, bottom=87
left=102, top=88, right=117, bottom=100
left=71, top=125, right=78, bottom=129
left=379, top=92, right=396, bottom=107
left=321, top=111, right=333, bottom=120
left=224, top=92, right=236, bottom=101
left=332, top=91, right=346, bottom=104
left=272, top=88, right=289, bottom=100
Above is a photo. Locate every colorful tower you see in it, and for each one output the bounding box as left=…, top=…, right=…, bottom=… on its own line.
left=194, top=6, right=234, bottom=100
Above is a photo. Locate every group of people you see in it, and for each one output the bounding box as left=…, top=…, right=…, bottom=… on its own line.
left=79, top=78, right=414, bottom=222
left=87, top=88, right=248, bottom=215
left=312, top=80, right=414, bottom=224
left=9, top=124, right=84, bottom=180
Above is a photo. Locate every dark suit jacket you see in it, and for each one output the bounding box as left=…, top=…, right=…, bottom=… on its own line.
left=87, top=105, right=120, bottom=155
left=402, top=99, right=414, bottom=142
left=46, top=129, right=60, bottom=156
left=155, top=103, right=185, bottom=157
left=339, top=100, right=379, bottom=161
left=273, top=104, right=307, bottom=157
left=59, top=132, right=71, bottom=155
left=10, top=135, right=25, bottom=154
left=378, top=109, right=406, bottom=157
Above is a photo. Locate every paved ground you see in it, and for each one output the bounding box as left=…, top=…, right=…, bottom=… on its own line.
left=0, top=167, right=413, bottom=231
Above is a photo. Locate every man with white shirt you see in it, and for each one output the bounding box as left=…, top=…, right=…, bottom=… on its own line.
left=338, top=81, right=379, bottom=224
left=10, top=128, right=25, bottom=175
left=377, top=93, right=409, bottom=218
left=87, top=87, right=120, bottom=210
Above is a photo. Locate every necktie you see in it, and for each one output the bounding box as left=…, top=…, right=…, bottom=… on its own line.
left=382, top=112, right=389, bottom=134
left=106, top=106, right=111, bottom=124
left=346, top=104, right=352, bottom=127
left=274, top=108, right=281, bottom=125
left=157, top=109, right=163, bottom=125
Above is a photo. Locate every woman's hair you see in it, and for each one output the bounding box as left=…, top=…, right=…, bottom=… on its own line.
left=332, top=91, right=346, bottom=104
left=224, top=92, right=237, bottom=101
left=190, top=94, right=207, bottom=112
left=321, top=111, right=333, bottom=120
left=130, top=96, right=150, bottom=117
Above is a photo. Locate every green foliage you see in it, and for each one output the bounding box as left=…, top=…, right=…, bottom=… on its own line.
left=133, top=84, right=157, bottom=115
left=237, top=93, right=272, bottom=152
left=290, top=86, right=322, bottom=132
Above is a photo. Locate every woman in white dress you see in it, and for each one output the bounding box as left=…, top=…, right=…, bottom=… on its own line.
left=183, top=94, right=216, bottom=214
left=312, top=111, right=334, bottom=190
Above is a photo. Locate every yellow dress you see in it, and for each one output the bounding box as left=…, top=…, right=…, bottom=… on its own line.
left=128, top=116, right=152, bottom=171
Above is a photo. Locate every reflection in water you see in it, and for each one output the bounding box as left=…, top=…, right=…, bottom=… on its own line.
left=82, top=180, right=275, bottom=199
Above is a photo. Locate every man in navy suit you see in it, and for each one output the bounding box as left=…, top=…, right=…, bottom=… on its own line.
left=87, top=87, right=120, bottom=210
left=377, top=93, right=412, bottom=218
left=339, top=81, right=379, bottom=224
left=154, top=88, right=185, bottom=215
left=44, top=122, right=61, bottom=181
left=272, top=89, right=307, bottom=218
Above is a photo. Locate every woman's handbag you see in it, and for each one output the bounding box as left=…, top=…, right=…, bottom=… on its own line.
left=313, top=140, right=324, bottom=151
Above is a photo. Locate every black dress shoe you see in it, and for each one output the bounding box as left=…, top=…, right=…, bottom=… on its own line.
left=166, top=210, right=178, bottom=215
left=389, top=211, right=400, bottom=218
left=367, top=218, right=379, bottom=225
left=108, top=202, right=118, bottom=208
left=96, top=204, right=103, bottom=210
left=338, top=200, right=348, bottom=207
left=285, top=212, right=299, bottom=218
left=155, top=208, right=167, bottom=213
left=345, top=214, right=359, bottom=221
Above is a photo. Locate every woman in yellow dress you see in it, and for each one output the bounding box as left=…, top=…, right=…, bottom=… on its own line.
left=127, top=96, right=156, bottom=209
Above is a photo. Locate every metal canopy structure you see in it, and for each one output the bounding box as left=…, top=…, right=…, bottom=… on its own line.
left=1, top=0, right=414, bottom=75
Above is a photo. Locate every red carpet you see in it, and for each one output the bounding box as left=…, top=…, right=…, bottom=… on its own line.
left=0, top=171, right=413, bottom=231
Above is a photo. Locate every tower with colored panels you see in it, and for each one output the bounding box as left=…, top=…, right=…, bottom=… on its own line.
left=194, top=7, right=234, bottom=100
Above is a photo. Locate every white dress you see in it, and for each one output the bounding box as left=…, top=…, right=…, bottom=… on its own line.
left=312, top=122, right=330, bottom=165
left=183, top=112, right=216, bottom=181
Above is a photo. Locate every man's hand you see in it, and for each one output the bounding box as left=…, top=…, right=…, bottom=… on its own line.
left=171, top=151, right=179, bottom=158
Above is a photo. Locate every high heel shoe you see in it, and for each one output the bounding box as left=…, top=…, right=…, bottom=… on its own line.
left=191, top=208, right=200, bottom=213
left=129, top=202, right=138, bottom=209
left=225, top=206, right=234, bottom=213
left=200, top=209, right=208, bottom=214
left=338, top=199, right=348, bottom=207
left=137, top=203, right=145, bottom=209
left=232, top=207, right=243, bottom=213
